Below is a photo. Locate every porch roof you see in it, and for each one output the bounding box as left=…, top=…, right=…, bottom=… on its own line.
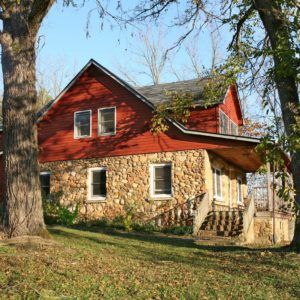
left=210, top=146, right=263, bottom=172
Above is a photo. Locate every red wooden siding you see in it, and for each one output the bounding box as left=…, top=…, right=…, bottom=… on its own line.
left=186, top=106, right=218, bottom=133
left=38, top=65, right=251, bottom=163
left=218, top=85, right=243, bottom=128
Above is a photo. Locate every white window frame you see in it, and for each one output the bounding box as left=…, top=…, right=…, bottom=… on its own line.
left=213, top=167, right=222, bottom=201
left=150, top=163, right=172, bottom=199
left=98, top=107, right=116, bottom=136
left=87, top=167, right=107, bottom=201
left=40, top=171, right=51, bottom=196
left=74, top=110, right=92, bottom=139
left=237, top=176, right=243, bottom=204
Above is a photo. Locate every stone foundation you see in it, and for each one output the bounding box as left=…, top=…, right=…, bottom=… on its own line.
left=41, top=150, right=206, bottom=223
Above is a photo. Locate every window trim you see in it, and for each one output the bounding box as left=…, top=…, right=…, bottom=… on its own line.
left=237, top=175, right=243, bottom=204
left=87, top=167, right=107, bottom=201
left=150, top=163, right=172, bottom=199
left=40, top=171, right=51, bottom=197
left=98, top=107, right=117, bottom=136
left=74, top=110, right=92, bottom=139
left=213, top=167, right=222, bottom=201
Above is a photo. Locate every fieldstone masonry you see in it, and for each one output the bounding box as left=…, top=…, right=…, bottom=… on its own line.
left=41, top=150, right=206, bottom=223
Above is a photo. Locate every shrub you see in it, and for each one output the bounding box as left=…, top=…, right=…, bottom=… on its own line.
left=162, top=225, right=193, bottom=235
left=43, top=191, right=79, bottom=226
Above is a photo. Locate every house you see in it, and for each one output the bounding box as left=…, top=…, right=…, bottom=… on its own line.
left=0, top=59, right=294, bottom=244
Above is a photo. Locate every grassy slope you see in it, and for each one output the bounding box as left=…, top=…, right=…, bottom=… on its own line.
left=0, top=226, right=299, bottom=299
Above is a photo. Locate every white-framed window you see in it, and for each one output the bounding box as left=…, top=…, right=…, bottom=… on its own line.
left=98, top=107, right=116, bottom=136
left=40, top=171, right=51, bottom=197
left=88, top=167, right=107, bottom=201
left=213, top=168, right=222, bottom=200
left=74, top=110, right=92, bottom=138
left=237, top=176, right=243, bottom=204
left=230, top=120, right=238, bottom=135
left=150, top=163, right=172, bottom=198
left=219, top=110, right=229, bottom=134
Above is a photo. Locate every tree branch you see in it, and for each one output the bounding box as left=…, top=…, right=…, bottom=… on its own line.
left=29, top=0, right=56, bottom=30
left=229, top=4, right=255, bottom=50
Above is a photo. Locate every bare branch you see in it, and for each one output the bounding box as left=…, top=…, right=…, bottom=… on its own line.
left=229, top=5, right=255, bottom=50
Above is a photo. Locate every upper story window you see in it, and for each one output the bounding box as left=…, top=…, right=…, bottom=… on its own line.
left=230, top=120, right=238, bottom=135
left=150, top=163, right=172, bottom=198
left=40, top=172, right=51, bottom=197
left=98, top=107, right=116, bottom=136
left=88, top=167, right=107, bottom=201
left=220, top=110, right=239, bottom=135
left=213, top=168, right=222, bottom=200
left=219, top=110, right=229, bottom=134
left=74, top=110, right=92, bottom=138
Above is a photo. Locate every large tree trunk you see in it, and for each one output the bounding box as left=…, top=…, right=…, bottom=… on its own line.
left=253, top=0, right=300, bottom=248
left=1, top=13, right=47, bottom=237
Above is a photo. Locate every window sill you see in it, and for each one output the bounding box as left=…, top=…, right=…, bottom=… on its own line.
left=149, top=195, right=173, bottom=201
left=98, top=132, right=116, bottom=137
left=74, top=135, right=92, bottom=139
left=86, top=198, right=107, bottom=203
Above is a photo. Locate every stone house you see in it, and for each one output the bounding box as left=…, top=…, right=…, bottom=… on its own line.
left=0, top=59, right=294, bottom=244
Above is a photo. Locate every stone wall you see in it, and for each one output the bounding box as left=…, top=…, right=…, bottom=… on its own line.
left=41, top=150, right=207, bottom=223
left=252, top=212, right=294, bottom=244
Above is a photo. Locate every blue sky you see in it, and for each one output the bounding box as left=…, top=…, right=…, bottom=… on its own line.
left=37, top=1, right=226, bottom=87
left=0, top=1, right=260, bottom=118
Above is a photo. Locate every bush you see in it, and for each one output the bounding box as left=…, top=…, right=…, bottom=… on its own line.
left=43, top=191, right=79, bottom=226
left=162, top=226, right=193, bottom=235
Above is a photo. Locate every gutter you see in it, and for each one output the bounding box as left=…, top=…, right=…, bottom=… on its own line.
left=170, top=120, right=261, bottom=144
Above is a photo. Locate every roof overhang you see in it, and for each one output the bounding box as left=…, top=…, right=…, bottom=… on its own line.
left=211, top=146, right=262, bottom=172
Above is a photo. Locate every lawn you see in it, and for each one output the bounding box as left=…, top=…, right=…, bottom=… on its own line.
left=0, top=227, right=299, bottom=299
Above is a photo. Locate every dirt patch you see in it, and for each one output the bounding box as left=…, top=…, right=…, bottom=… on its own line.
left=0, top=235, right=58, bottom=247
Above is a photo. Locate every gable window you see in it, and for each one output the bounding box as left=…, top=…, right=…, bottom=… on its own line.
left=213, top=168, right=222, bottom=200
left=150, top=163, right=172, bottom=198
left=237, top=176, right=243, bottom=204
left=219, top=110, right=229, bottom=134
left=230, top=120, right=238, bottom=135
left=40, top=172, right=51, bottom=197
left=88, top=167, right=107, bottom=201
left=98, top=107, right=116, bottom=136
left=74, top=110, right=92, bottom=138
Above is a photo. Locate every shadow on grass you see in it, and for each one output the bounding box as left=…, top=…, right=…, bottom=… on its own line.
left=48, top=225, right=293, bottom=254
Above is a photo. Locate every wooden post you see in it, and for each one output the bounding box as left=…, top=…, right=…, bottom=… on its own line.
left=267, top=162, right=273, bottom=212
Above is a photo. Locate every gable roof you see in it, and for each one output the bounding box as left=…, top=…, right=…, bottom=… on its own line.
left=136, top=78, right=223, bottom=107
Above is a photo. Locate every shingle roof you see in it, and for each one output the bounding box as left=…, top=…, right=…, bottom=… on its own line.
left=136, top=77, right=223, bottom=107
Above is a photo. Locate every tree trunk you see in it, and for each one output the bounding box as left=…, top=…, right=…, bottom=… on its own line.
left=1, top=16, right=47, bottom=237
left=253, top=0, right=300, bottom=248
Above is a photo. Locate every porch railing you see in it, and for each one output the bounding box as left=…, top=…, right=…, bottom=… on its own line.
left=252, top=185, right=290, bottom=213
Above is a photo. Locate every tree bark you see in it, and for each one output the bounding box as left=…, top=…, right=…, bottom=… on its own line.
left=253, top=0, right=300, bottom=248
left=0, top=8, right=47, bottom=237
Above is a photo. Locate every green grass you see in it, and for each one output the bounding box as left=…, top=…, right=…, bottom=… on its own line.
left=0, top=226, right=299, bottom=299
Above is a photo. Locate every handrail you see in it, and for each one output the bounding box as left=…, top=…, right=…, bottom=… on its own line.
left=243, top=194, right=255, bottom=238
left=192, top=192, right=210, bottom=236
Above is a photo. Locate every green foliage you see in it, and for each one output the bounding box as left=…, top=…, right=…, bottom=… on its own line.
left=43, top=191, right=79, bottom=226
left=162, top=225, right=193, bottom=235
left=151, top=91, right=195, bottom=134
